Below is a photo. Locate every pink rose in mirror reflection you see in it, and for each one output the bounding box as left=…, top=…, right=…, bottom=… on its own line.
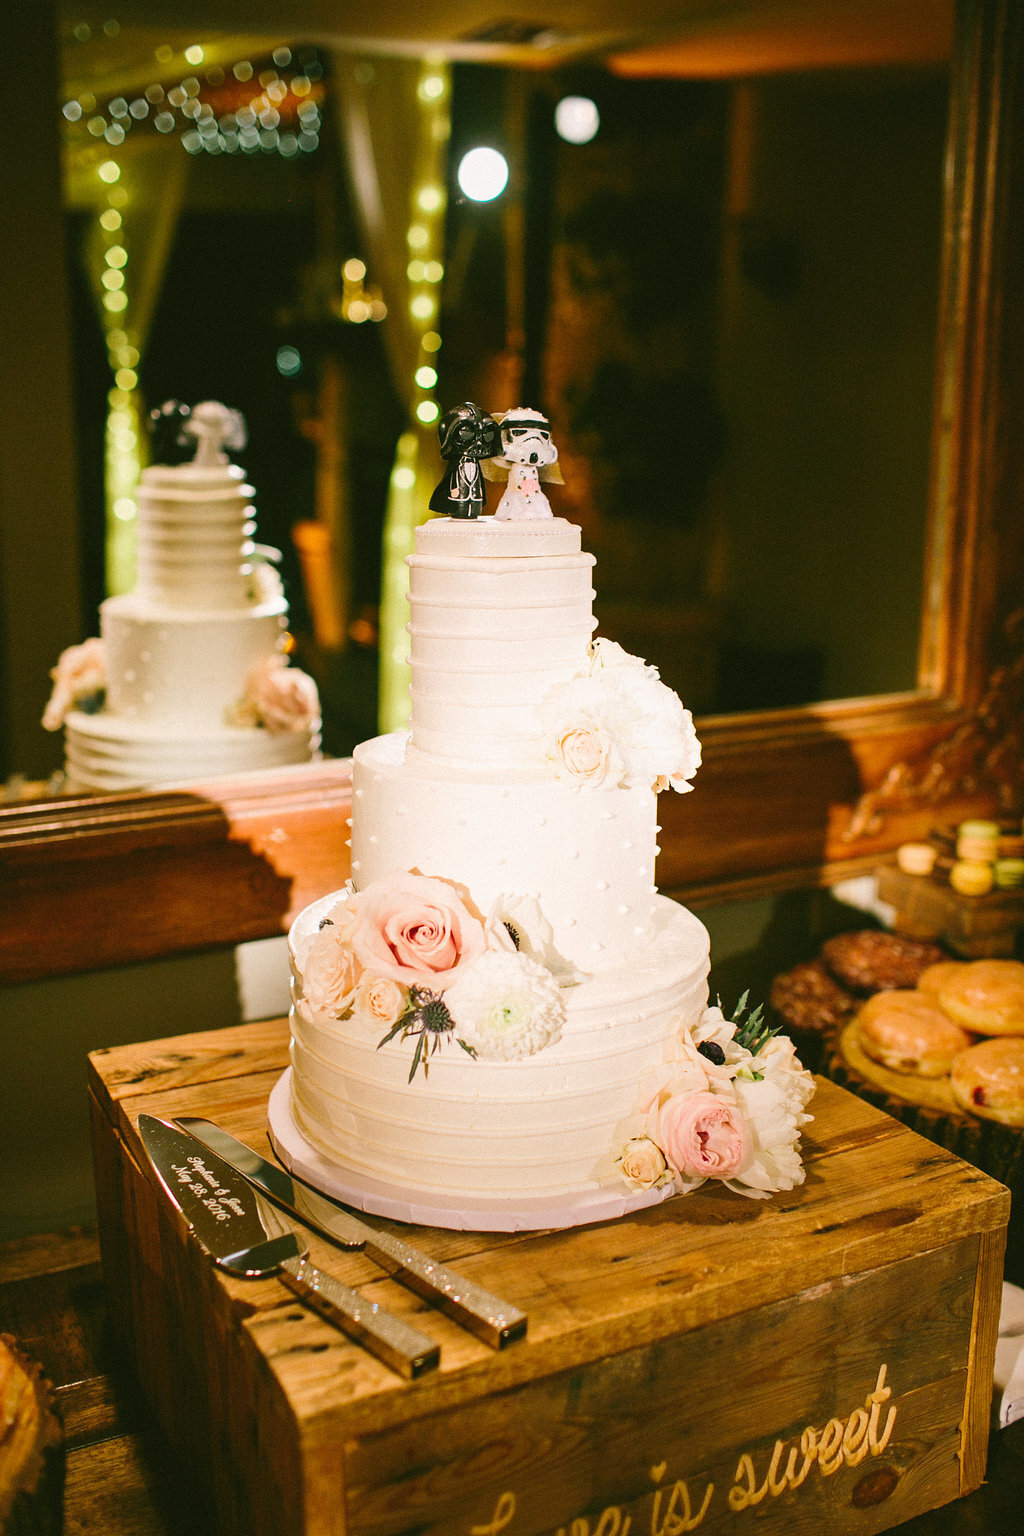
left=42, top=636, right=106, bottom=730
left=242, top=655, right=320, bottom=734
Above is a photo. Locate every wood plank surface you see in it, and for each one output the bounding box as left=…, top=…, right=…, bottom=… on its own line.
left=0, top=760, right=353, bottom=983
left=82, top=1019, right=1012, bottom=1536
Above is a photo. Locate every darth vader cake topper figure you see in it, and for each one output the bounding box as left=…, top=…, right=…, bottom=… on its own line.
left=482, top=407, right=564, bottom=520
left=429, top=401, right=502, bottom=519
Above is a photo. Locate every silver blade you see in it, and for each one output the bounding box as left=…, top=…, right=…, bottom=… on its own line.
left=176, top=1116, right=528, bottom=1349
left=138, top=1114, right=302, bottom=1273
left=138, top=1115, right=439, bottom=1378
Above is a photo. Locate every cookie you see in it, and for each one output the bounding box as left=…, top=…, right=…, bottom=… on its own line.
left=855, top=990, right=974, bottom=1077
left=938, top=958, right=1024, bottom=1036
left=769, top=960, right=857, bottom=1036
left=821, top=930, right=946, bottom=995
left=950, top=1037, right=1024, bottom=1126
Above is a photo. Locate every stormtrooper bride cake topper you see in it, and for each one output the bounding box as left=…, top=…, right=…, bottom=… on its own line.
left=483, top=406, right=564, bottom=520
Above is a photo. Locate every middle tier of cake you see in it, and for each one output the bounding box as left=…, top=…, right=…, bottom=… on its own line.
left=352, top=730, right=660, bottom=972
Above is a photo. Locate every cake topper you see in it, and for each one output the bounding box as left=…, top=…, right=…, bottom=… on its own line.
left=429, top=402, right=502, bottom=520
left=481, top=407, right=564, bottom=520
left=148, top=399, right=248, bottom=467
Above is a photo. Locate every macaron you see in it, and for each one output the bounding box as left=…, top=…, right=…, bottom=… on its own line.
left=950, top=860, right=995, bottom=896
left=897, top=842, right=937, bottom=876
left=994, top=858, right=1024, bottom=889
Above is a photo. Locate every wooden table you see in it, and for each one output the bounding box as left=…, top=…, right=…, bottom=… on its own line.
left=5, top=1223, right=1024, bottom=1536
left=65, top=1017, right=1018, bottom=1536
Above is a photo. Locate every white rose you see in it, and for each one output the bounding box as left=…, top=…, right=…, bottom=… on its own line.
left=443, top=949, right=565, bottom=1060
left=619, top=1135, right=670, bottom=1191
left=350, top=974, right=407, bottom=1030
left=538, top=639, right=700, bottom=794
left=554, top=723, right=612, bottom=784
left=302, top=924, right=360, bottom=1018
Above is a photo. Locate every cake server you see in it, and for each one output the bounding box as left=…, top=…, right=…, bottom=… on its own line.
left=174, top=1115, right=528, bottom=1349
left=136, top=1115, right=440, bottom=1379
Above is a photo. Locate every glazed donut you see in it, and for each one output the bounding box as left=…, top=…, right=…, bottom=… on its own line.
left=822, top=930, right=945, bottom=994
left=855, top=990, right=974, bottom=1077
left=950, top=1037, right=1024, bottom=1126
left=916, top=960, right=967, bottom=1002
left=937, top=958, right=1024, bottom=1036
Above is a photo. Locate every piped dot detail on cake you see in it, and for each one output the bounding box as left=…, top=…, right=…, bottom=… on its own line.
left=596, top=880, right=610, bottom=891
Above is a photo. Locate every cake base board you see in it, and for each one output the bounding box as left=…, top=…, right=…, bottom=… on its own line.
left=267, top=1068, right=674, bottom=1232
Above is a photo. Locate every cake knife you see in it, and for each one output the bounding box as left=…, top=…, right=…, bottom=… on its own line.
left=137, top=1115, right=440, bottom=1379
left=174, top=1115, right=528, bottom=1349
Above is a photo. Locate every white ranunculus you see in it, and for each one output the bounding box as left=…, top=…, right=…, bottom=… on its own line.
left=722, top=1067, right=815, bottom=1199
left=443, top=949, right=565, bottom=1060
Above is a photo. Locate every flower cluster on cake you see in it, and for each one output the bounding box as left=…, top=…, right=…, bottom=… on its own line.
left=274, top=402, right=814, bottom=1231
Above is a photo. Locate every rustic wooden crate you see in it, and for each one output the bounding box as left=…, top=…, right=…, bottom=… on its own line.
left=89, top=1019, right=1009, bottom=1536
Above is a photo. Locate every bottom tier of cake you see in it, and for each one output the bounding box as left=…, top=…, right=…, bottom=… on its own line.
left=64, top=708, right=319, bottom=792
left=280, top=892, right=709, bottom=1230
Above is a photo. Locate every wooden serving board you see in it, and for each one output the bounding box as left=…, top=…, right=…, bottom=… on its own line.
left=89, top=1019, right=1010, bottom=1536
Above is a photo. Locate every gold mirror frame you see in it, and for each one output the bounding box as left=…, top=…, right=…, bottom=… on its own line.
left=2, top=0, right=1021, bottom=984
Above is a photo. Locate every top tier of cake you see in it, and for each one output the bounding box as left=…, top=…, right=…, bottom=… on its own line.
left=134, top=462, right=257, bottom=612
left=407, top=516, right=596, bottom=771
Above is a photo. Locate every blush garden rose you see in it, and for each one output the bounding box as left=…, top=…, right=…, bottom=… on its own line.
left=621, top=1001, right=814, bottom=1200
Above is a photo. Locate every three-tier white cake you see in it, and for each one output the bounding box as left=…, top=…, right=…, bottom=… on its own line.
left=46, top=402, right=320, bottom=791
left=274, top=513, right=730, bottom=1230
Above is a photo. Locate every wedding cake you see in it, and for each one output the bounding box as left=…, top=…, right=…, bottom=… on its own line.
left=272, top=405, right=813, bottom=1231
left=44, top=402, right=320, bottom=791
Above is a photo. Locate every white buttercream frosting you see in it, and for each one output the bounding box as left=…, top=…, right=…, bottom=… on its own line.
left=288, top=892, right=710, bottom=1201
left=407, top=516, right=596, bottom=768
left=352, top=731, right=657, bottom=972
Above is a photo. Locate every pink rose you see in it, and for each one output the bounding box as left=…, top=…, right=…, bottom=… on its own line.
left=245, top=656, right=320, bottom=734
left=554, top=724, right=611, bottom=784
left=351, top=872, right=486, bottom=988
left=656, top=1091, right=749, bottom=1180
left=302, top=925, right=361, bottom=1016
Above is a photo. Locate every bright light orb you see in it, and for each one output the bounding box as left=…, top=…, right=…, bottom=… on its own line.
left=457, top=147, right=508, bottom=202
left=555, top=96, right=600, bottom=145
